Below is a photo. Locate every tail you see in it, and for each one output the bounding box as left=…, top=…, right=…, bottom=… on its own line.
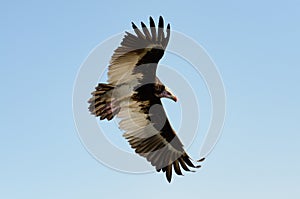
left=88, top=83, right=120, bottom=121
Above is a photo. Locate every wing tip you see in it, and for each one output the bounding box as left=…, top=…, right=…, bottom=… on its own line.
left=166, top=165, right=172, bottom=183
left=197, top=157, right=206, bottom=162
left=158, top=16, right=164, bottom=28
left=167, top=23, right=170, bottom=30
left=149, top=16, right=155, bottom=27
left=131, top=22, right=137, bottom=29
left=141, top=21, right=146, bottom=28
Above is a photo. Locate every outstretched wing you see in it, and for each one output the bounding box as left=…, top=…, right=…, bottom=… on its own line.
left=88, top=17, right=170, bottom=121
left=107, top=16, right=170, bottom=86
left=118, top=95, right=202, bottom=182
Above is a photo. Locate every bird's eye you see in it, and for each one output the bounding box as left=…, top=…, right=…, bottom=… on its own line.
left=156, top=85, right=164, bottom=93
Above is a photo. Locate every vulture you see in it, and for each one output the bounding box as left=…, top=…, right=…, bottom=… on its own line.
left=88, top=16, right=205, bottom=182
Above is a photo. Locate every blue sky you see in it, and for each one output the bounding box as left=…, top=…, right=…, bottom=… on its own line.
left=1, top=0, right=300, bottom=198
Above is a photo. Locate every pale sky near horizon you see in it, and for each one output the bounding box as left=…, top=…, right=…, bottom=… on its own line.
left=1, top=0, right=300, bottom=198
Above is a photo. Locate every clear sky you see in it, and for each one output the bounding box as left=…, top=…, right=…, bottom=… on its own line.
left=1, top=0, right=300, bottom=198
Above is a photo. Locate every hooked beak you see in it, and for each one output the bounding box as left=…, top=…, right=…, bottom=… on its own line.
left=160, top=90, right=178, bottom=102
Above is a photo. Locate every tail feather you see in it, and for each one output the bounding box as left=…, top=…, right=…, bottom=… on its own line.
left=88, top=83, right=120, bottom=121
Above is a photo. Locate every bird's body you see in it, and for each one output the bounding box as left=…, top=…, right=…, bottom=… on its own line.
left=88, top=16, right=204, bottom=182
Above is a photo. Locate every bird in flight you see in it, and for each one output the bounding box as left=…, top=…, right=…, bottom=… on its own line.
left=88, top=16, right=205, bottom=182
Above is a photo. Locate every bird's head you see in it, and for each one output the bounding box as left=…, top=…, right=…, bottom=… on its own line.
left=158, top=87, right=177, bottom=102
left=154, top=78, right=177, bottom=102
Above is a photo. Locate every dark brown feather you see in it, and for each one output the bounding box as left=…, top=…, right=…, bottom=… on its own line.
left=178, top=158, right=191, bottom=172
left=162, top=23, right=170, bottom=48
left=149, top=16, right=156, bottom=41
left=173, top=160, right=183, bottom=176
left=157, top=16, right=164, bottom=42
left=131, top=22, right=145, bottom=39
left=141, top=22, right=151, bottom=40
left=166, top=164, right=172, bottom=183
